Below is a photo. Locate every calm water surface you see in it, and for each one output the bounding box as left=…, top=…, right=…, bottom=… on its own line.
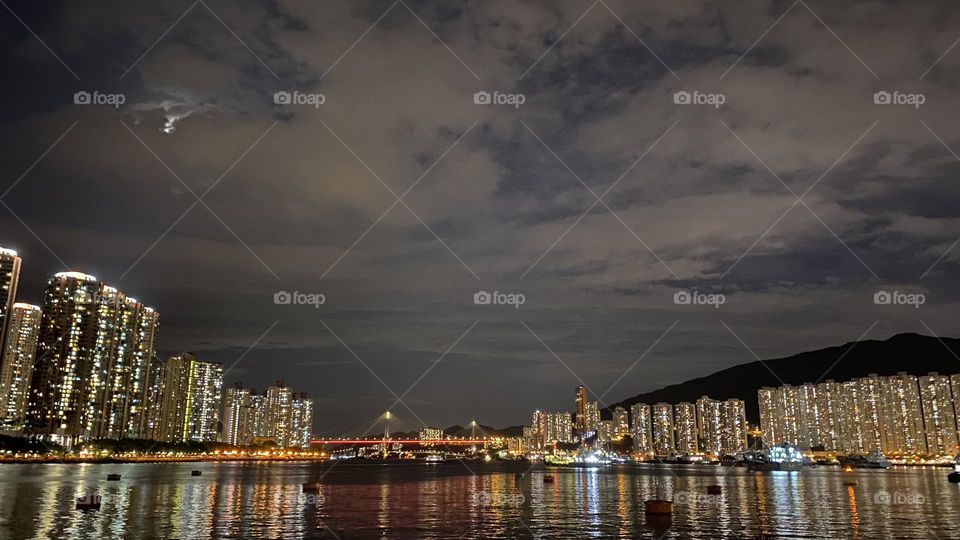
left=0, top=461, right=956, bottom=538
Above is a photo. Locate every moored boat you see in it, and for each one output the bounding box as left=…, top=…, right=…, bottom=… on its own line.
left=838, top=451, right=889, bottom=469
left=745, top=445, right=804, bottom=472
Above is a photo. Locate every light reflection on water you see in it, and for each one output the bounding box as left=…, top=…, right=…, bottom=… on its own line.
left=0, top=461, right=956, bottom=539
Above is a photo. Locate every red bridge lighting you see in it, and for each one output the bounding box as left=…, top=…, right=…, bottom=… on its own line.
left=310, top=439, right=490, bottom=445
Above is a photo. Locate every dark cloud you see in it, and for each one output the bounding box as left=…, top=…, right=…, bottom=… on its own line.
left=1, top=0, right=959, bottom=433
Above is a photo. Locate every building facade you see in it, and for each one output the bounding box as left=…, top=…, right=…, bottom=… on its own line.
left=0, top=248, right=21, bottom=364
left=0, top=303, right=41, bottom=428
left=651, top=402, right=675, bottom=456
left=759, top=372, right=960, bottom=456
left=631, top=403, right=652, bottom=453
left=155, top=353, right=223, bottom=443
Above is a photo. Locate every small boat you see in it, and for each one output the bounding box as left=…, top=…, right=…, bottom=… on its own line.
left=838, top=451, right=889, bottom=469
left=948, top=471, right=960, bottom=483
left=843, top=478, right=859, bottom=486
left=191, top=470, right=202, bottom=476
left=719, top=454, right=739, bottom=467
left=76, top=494, right=102, bottom=510
left=106, top=473, right=121, bottom=481
left=543, top=474, right=555, bottom=483
left=744, top=446, right=803, bottom=472
left=424, top=454, right=444, bottom=463
left=644, top=499, right=672, bottom=515
left=706, top=485, right=722, bottom=495
left=302, top=481, right=323, bottom=493
left=514, top=472, right=525, bottom=480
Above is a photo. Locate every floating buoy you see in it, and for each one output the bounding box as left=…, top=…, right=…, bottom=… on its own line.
left=843, top=479, right=858, bottom=486
left=76, top=494, right=102, bottom=510
left=543, top=474, right=555, bottom=483
left=106, top=473, right=121, bottom=481
left=191, top=470, right=202, bottom=476
left=948, top=471, right=960, bottom=483
left=707, top=485, right=722, bottom=495
left=645, top=499, right=673, bottom=515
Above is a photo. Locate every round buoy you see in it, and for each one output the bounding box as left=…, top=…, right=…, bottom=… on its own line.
left=645, top=499, right=672, bottom=515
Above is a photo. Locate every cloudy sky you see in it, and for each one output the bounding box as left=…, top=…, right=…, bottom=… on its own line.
left=1, top=0, right=959, bottom=435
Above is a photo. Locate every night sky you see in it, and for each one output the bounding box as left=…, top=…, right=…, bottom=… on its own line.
left=1, top=1, right=958, bottom=436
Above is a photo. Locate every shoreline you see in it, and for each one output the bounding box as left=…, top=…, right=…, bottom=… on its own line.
left=0, top=456, right=954, bottom=468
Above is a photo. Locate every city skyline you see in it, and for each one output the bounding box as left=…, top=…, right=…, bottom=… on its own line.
left=2, top=242, right=958, bottom=435
left=0, top=245, right=316, bottom=448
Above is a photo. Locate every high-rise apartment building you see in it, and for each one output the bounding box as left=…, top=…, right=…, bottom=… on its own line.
left=674, top=402, right=697, bottom=455
left=815, top=380, right=844, bottom=451
left=797, top=383, right=822, bottom=449
left=0, top=248, right=21, bottom=363
left=547, top=411, right=573, bottom=444
left=758, top=387, right=778, bottom=446
left=0, top=303, right=41, bottom=428
left=575, top=386, right=587, bottom=438
left=585, top=401, right=600, bottom=435
left=919, top=373, right=958, bottom=456
left=856, top=375, right=884, bottom=453
left=631, top=403, right=652, bottom=453
left=721, top=399, right=748, bottom=454
left=155, top=353, right=223, bottom=443
left=290, top=392, right=314, bottom=448
left=25, top=272, right=159, bottom=445
left=880, top=373, right=925, bottom=454
left=651, top=402, right=675, bottom=456
left=531, top=410, right=548, bottom=450
left=222, top=383, right=252, bottom=446
left=598, top=420, right=613, bottom=443
left=26, top=272, right=108, bottom=445
left=696, top=396, right=723, bottom=455
left=612, top=406, right=629, bottom=440
left=265, top=381, right=294, bottom=447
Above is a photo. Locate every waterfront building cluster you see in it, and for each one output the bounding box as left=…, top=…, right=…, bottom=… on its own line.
left=0, top=246, right=313, bottom=448
left=631, top=397, right=749, bottom=457
left=222, top=381, right=314, bottom=447
left=759, top=373, right=960, bottom=456
left=528, top=386, right=748, bottom=459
